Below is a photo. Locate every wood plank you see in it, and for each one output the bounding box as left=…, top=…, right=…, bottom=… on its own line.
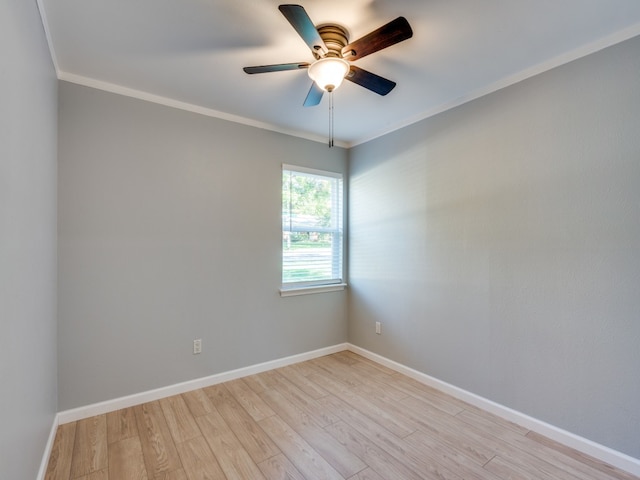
left=423, top=400, right=625, bottom=480
left=390, top=374, right=470, bottom=415
left=266, top=373, right=341, bottom=428
left=484, top=455, right=544, bottom=480
left=455, top=406, right=530, bottom=437
left=339, top=352, right=397, bottom=375
left=320, top=395, right=465, bottom=480
left=154, top=468, right=188, bottom=480
left=160, top=394, right=201, bottom=444
left=174, top=436, right=226, bottom=480
left=107, top=407, right=138, bottom=444
left=243, top=373, right=275, bottom=394
left=315, top=355, right=408, bottom=403
left=257, top=453, right=306, bottom=480
left=74, top=469, right=109, bottom=480
left=70, top=415, right=108, bottom=478
left=525, top=431, right=640, bottom=480
left=204, top=384, right=280, bottom=463
left=285, top=358, right=322, bottom=377
left=181, top=388, right=215, bottom=418
left=45, top=422, right=76, bottom=480
left=352, top=372, right=409, bottom=403
left=195, top=411, right=266, bottom=480
left=503, top=432, right=632, bottom=480
left=324, top=420, right=427, bottom=480
left=330, top=351, right=360, bottom=366
left=347, top=468, right=388, bottom=480
left=258, top=370, right=341, bottom=428
left=346, top=357, right=397, bottom=381
left=399, top=395, right=497, bottom=465
left=276, top=364, right=329, bottom=399
left=368, top=373, right=465, bottom=416
left=404, top=396, right=608, bottom=480
left=404, top=431, right=499, bottom=480
left=311, top=356, right=363, bottom=388
left=225, top=378, right=276, bottom=421
left=258, top=415, right=343, bottom=480
left=108, top=436, right=148, bottom=480
left=134, top=401, right=182, bottom=478
left=260, top=385, right=367, bottom=478
left=309, top=370, right=417, bottom=438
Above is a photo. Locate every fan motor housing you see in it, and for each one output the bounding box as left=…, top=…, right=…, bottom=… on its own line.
left=315, top=24, right=349, bottom=58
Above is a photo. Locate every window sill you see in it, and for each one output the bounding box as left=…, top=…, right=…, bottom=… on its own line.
left=280, top=283, right=347, bottom=297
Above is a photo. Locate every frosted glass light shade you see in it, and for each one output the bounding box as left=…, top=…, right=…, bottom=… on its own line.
left=308, top=58, right=350, bottom=92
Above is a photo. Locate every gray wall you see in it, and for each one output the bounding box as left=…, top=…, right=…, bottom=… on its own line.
left=349, top=36, right=640, bottom=458
left=57, top=82, right=348, bottom=409
left=0, top=0, right=58, bottom=479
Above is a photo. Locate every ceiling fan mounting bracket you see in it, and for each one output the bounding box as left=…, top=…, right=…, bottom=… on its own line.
left=315, top=24, right=349, bottom=59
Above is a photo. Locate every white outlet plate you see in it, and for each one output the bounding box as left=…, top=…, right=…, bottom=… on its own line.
left=193, top=339, right=202, bottom=354
left=375, top=322, right=381, bottom=334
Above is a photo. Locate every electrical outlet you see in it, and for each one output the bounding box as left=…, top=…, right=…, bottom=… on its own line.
left=193, top=338, right=202, bottom=354
left=375, top=322, right=381, bottom=334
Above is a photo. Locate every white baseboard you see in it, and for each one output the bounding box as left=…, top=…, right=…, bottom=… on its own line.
left=57, top=343, right=348, bottom=424
left=37, top=413, right=59, bottom=480
left=347, top=344, right=640, bottom=478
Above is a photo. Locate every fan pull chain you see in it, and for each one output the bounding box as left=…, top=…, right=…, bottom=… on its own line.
left=329, top=91, right=334, bottom=148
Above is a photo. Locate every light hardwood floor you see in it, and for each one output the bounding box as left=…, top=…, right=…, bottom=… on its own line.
left=45, top=351, right=639, bottom=480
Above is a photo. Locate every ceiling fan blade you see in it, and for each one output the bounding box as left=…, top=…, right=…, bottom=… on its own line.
left=279, top=4, right=328, bottom=56
left=345, top=65, right=396, bottom=96
left=342, top=17, right=413, bottom=61
left=303, top=82, right=324, bottom=107
left=243, top=62, right=309, bottom=74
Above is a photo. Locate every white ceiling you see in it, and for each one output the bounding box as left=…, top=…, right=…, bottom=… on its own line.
left=39, top=0, right=640, bottom=147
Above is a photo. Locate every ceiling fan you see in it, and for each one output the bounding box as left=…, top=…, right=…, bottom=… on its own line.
left=243, top=4, right=413, bottom=107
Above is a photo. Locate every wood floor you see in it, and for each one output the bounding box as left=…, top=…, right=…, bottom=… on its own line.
left=45, top=351, right=638, bottom=480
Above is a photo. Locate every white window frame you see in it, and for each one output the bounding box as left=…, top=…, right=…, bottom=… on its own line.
left=280, top=164, right=346, bottom=297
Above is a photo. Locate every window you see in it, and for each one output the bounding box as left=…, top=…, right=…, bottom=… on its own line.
left=282, top=165, right=344, bottom=295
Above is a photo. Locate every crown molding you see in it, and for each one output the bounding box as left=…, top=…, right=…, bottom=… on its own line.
left=58, top=72, right=350, bottom=149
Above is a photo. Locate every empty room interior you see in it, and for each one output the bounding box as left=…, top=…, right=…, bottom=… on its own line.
left=2, top=0, right=640, bottom=479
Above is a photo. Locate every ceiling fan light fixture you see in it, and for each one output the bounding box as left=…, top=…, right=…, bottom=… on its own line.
left=308, top=57, right=350, bottom=92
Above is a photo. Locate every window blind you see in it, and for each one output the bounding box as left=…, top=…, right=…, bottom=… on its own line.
left=282, top=165, right=343, bottom=287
